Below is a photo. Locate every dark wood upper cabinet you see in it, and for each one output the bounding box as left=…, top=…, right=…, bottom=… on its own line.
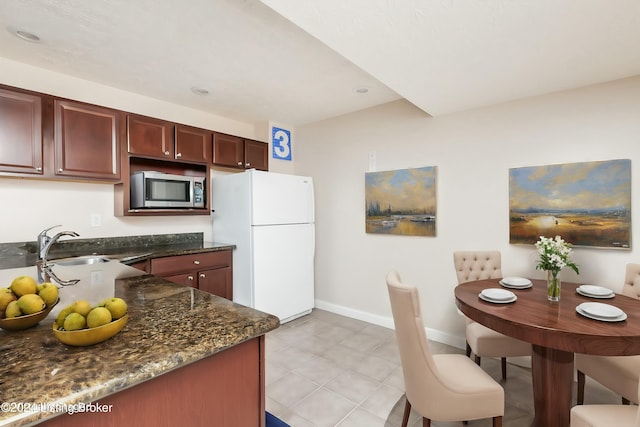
left=127, top=114, right=175, bottom=159
left=54, top=100, right=121, bottom=180
left=0, top=87, right=43, bottom=175
left=244, top=139, right=268, bottom=171
left=212, top=132, right=244, bottom=168
left=175, top=124, right=212, bottom=163
left=213, top=132, right=268, bottom=171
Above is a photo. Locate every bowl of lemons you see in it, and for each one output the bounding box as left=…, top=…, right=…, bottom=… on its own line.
left=0, top=276, right=60, bottom=331
left=52, top=297, right=128, bottom=346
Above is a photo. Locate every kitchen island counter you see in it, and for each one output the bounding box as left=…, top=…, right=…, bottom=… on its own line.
left=0, top=262, right=279, bottom=427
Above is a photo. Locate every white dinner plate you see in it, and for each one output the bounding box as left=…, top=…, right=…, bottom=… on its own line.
left=481, top=288, right=515, bottom=301
left=576, top=306, right=627, bottom=322
left=576, top=288, right=615, bottom=299
left=578, top=302, right=625, bottom=319
left=577, top=285, right=614, bottom=297
left=479, top=293, right=517, bottom=304
left=499, top=280, right=533, bottom=289
left=500, top=277, right=532, bottom=287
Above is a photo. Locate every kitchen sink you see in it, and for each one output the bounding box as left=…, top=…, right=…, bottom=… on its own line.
left=48, top=255, right=112, bottom=266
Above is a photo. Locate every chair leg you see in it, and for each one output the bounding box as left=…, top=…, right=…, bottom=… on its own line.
left=493, top=415, right=503, bottom=427
left=576, top=370, right=585, bottom=405
left=401, top=398, right=411, bottom=427
left=422, top=417, right=430, bottom=427
left=501, top=357, right=507, bottom=380
left=623, top=397, right=630, bottom=405
left=466, top=341, right=471, bottom=357
left=474, top=355, right=481, bottom=365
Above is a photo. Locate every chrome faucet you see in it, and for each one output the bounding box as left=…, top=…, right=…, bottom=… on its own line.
left=37, top=225, right=80, bottom=266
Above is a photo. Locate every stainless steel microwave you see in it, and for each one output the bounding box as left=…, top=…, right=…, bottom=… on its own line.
left=130, top=171, right=205, bottom=209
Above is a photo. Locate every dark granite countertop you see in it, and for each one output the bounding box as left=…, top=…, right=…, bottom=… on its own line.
left=0, top=233, right=235, bottom=270
left=0, top=261, right=279, bottom=426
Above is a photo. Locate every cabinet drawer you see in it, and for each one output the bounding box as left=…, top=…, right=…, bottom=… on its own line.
left=164, top=272, right=197, bottom=288
left=151, top=250, right=231, bottom=276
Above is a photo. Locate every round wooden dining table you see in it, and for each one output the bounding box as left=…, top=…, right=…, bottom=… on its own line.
left=455, top=278, right=640, bottom=427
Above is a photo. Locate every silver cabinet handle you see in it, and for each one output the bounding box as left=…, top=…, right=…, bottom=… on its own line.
left=237, top=161, right=243, bottom=166
left=193, top=260, right=200, bottom=265
left=187, top=275, right=194, bottom=281
left=176, top=153, right=182, bottom=158
left=35, top=167, right=42, bottom=171
left=199, top=273, right=205, bottom=279
left=246, top=163, right=251, bottom=167
left=164, top=151, right=170, bottom=156
left=58, top=168, right=63, bottom=173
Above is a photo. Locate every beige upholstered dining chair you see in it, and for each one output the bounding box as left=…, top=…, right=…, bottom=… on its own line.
left=575, top=263, right=640, bottom=405
left=386, top=271, right=504, bottom=427
left=453, top=251, right=531, bottom=380
left=571, top=382, right=640, bottom=426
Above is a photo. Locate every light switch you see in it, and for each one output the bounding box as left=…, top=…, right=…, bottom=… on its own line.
left=90, top=213, right=102, bottom=227
left=368, top=151, right=376, bottom=172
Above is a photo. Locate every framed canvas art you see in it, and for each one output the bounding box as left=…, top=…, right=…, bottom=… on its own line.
left=509, top=159, right=631, bottom=249
left=365, top=166, right=437, bottom=236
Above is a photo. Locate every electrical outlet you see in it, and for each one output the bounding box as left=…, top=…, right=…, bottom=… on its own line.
left=90, top=213, right=102, bottom=227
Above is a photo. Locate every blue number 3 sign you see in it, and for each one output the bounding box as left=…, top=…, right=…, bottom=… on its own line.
left=272, top=126, right=292, bottom=161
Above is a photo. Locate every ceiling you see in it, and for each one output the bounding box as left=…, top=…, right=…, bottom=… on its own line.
left=1, top=1, right=639, bottom=127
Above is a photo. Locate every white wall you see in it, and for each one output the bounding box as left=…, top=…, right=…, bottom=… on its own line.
left=0, top=58, right=291, bottom=243
left=295, top=76, right=640, bottom=348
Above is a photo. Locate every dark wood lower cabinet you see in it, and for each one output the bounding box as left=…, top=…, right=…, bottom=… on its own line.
left=198, top=266, right=232, bottom=299
left=151, top=251, right=233, bottom=300
left=39, top=337, right=266, bottom=427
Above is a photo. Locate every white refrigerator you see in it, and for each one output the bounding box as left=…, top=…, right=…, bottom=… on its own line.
left=211, top=169, right=315, bottom=323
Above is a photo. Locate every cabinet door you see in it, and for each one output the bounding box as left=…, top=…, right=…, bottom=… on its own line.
left=128, top=260, right=149, bottom=273
left=244, top=139, right=268, bottom=171
left=198, top=267, right=232, bottom=299
left=175, top=124, right=212, bottom=163
left=164, top=272, right=197, bottom=288
left=54, top=100, right=120, bottom=180
left=0, top=87, right=43, bottom=175
left=127, top=114, right=175, bottom=159
left=212, top=132, right=244, bottom=168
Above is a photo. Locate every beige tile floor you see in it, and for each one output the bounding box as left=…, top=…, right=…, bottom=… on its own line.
left=265, top=309, right=622, bottom=427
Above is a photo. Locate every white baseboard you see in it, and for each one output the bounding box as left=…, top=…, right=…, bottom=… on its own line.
left=315, top=299, right=467, bottom=351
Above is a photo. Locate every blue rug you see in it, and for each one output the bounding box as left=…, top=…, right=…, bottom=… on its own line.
left=266, top=411, right=290, bottom=427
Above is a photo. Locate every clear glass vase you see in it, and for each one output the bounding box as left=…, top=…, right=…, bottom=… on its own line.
left=547, top=270, right=561, bottom=302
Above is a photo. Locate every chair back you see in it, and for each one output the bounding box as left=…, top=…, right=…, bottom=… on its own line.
left=622, top=263, right=640, bottom=300
left=386, top=271, right=443, bottom=417
left=453, top=251, right=502, bottom=284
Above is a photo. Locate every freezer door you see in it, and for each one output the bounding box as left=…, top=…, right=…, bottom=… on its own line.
left=251, top=170, right=314, bottom=225
left=252, top=223, right=314, bottom=322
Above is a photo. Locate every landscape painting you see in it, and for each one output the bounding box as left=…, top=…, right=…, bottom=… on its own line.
left=509, top=159, right=631, bottom=248
left=365, top=166, right=437, bottom=236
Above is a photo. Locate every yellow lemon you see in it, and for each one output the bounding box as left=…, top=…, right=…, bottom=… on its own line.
left=0, top=291, right=17, bottom=317
left=103, top=298, right=127, bottom=320
left=56, top=305, right=75, bottom=326
left=37, top=283, right=59, bottom=306
left=5, top=300, right=22, bottom=318
left=10, top=276, right=37, bottom=297
left=16, top=294, right=45, bottom=315
left=86, top=307, right=112, bottom=328
left=73, top=300, right=92, bottom=317
left=63, top=312, right=86, bottom=331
